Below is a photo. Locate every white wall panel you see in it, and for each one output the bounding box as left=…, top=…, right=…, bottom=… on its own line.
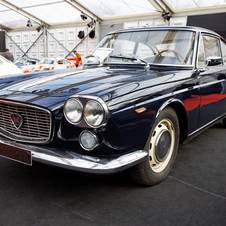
left=124, top=22, right=139, bottom=29
left=15, top=33, right=21, bottom=43
left=139, top=20, right=154, bottom=28
left=8, top=44, right=14, bottom=52
left=57, top=41, right=65, bottom=57
left=57, top=29, right=65, bottom=41
left=6, top=25, right=97, bottom=61
left=170, top=17, right=187, bottom=26
left=67, top=29, right=76, bottom=41
left=31, top=32, right=38, bottom=42
left=31, top=43, right=37, bottom=53
left=22, top=33, right=29, bottom=43
left=124, top=17, right=187, bottom=29
left=49, top=42, right=55, bottom=52
left=66, top=28, right=76, bottom=54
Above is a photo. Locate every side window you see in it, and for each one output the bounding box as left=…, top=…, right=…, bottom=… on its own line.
left=198, top=34, right=221, bottom=67
left=203, top=35, right=221, bottom=58
left=221, top=39, right=226, bottom=65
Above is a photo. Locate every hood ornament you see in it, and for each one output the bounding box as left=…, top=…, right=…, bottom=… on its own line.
left=11, top=113, right=23, bottom=130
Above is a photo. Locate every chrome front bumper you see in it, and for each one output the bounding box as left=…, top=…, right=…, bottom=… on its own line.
left=0, top=136, right=148, bottom=174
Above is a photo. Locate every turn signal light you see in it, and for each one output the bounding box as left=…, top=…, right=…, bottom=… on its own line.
left=135, top=107, right=146, bottom=114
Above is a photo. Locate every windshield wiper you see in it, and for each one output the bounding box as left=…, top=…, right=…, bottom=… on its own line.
left=110, top=54, right=150, bottom=69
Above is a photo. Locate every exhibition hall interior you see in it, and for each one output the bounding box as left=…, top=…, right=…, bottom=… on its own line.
left=0, top=1, right=225, bottom=226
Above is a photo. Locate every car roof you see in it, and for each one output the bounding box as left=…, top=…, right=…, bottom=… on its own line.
left=107, top=26, right=219, bottom=37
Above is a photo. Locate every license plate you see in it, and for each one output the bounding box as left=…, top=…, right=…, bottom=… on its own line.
left=0, top=143, right=32, bottom=166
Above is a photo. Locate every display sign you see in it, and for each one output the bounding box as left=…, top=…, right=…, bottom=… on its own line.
left=92, top=48, right=113, bottom=62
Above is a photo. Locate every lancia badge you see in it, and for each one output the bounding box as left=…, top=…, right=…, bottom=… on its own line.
left=11, top=113, right=23, bottom=129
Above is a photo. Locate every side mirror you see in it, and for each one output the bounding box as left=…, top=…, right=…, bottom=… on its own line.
left=206, top=56, right=223, bottom=66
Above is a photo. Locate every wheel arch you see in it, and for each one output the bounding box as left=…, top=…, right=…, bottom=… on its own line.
left=157, top=98, right=188, bottom=143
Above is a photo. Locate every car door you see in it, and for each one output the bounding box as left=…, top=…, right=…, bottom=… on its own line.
left=197, top=33, right=226, bottom=128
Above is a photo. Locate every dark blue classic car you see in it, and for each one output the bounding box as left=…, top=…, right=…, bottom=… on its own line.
left=0, top=26, right=226, bottom=186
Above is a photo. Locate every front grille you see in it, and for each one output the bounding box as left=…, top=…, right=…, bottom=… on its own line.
left=0, top=101, right=52, bottom=143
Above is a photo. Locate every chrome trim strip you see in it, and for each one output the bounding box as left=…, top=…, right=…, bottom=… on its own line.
left=188, top=114, right=224, bottom=137
left=105, top=62, right=194, bottom=68
left=156, top=98, right=185, bottom=118
left=0, top=136, right=148, bottom=174
left=111, top=83, right=200, bottom=114
left=199, top=79, right=225, bottom=88
left=0, top=100, right=52, bottom=144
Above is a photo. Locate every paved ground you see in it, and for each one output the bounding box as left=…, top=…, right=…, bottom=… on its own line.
left=0, top=122, right=225, bottom=226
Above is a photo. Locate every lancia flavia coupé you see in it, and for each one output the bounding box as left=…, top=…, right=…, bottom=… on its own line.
left=0, top=26, right=226, bottom=186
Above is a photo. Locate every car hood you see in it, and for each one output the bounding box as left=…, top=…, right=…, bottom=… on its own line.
left=0, top=66, right=180, bottom=109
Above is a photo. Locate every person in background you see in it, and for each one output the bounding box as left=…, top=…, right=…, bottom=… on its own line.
left=73, top=50, right=82, bottom=67
left=3, top=48, right=14, bottom=62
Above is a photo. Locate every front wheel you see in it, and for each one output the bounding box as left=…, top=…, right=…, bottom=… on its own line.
left=129, top=107, right=180, bottom=186
left=222, top=118, right=226, bottom=127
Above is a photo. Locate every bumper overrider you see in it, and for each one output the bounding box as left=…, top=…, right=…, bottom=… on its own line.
left=0, top=135, right=148, bottom=174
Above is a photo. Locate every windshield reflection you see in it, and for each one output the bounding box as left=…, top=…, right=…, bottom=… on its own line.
left=93, top=30, right=195, bottom=66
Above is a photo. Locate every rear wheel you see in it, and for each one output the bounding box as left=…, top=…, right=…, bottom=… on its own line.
left=129, top=107, right=180, bottom=186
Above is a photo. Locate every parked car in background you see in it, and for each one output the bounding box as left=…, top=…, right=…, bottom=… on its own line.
left=14, top=57, right=40, bottom=68
left=0, top=55, right=22, bottom=76
left=21, top=57, right=75, bottom=73
left=0, top=26, right=226, bottom=186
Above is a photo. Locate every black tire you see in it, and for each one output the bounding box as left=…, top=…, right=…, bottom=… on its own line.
left=223, top=118, right=226, bottom=127
left=129, top=107, right=180, bottom=186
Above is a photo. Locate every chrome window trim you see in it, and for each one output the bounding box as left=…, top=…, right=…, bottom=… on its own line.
left=104, top=28, right=198, bottom=69
left=196, top=32, right=222, bottom=69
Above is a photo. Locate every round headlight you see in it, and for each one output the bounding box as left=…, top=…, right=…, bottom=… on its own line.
left=84, top=100, right=104, bottom=127
left=79, top=130, right=99, bottom=151
left=64, top=98, right=83, bottom=123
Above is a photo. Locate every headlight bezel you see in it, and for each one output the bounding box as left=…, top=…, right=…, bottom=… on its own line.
left=64, top=98, right=83, bottom=124
left=63, top=95, right=109, bottom=128
left=79, top=130, right=100, bottom=151
left=84, top=100, right=105, bottom=128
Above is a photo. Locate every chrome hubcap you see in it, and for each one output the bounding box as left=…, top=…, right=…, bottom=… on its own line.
left=155, top=130, right=171, bottom=162
left=149, top=119, right=175, bottom=173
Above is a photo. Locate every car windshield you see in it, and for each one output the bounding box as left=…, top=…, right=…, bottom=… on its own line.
left=39, top=58, right=55, bottom=64
left=94, top=29, right=195, bottom=66
left=14, top=57, right=27, bottom=64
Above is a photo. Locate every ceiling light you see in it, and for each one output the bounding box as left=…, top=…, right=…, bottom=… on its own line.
left=87, top=20, right=95, bottom=28
left=89, top=29, right=95, bottom=39
left=27, top=19, right=32, bottom=27
left=78, top=30, right=85, bottom=39
left=36, top=25, right=43, bottom=32
left=162, top=11, right=171, bottom=21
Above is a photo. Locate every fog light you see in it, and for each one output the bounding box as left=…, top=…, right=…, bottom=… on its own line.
left=79, top=131, right=99, bottom=151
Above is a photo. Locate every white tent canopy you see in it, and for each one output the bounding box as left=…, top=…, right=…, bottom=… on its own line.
left=0, top=0, right=226, bottom=30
